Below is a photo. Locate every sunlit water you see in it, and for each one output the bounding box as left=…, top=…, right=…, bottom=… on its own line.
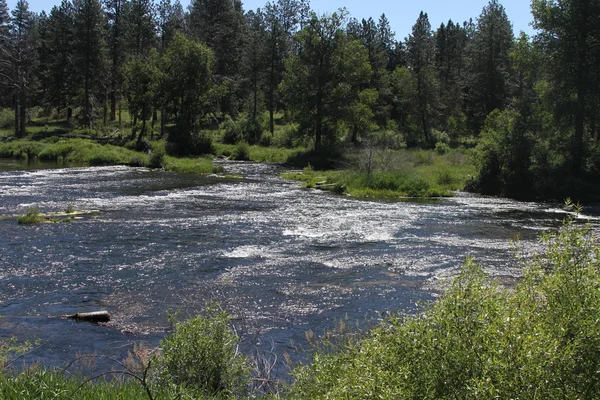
left=1, top=161, right=598, bottom=372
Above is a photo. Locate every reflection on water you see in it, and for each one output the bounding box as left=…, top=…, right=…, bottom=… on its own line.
left=0, top=160, right=598, bottom=370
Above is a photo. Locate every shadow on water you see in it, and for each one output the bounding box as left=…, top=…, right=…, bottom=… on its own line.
left=0, top=160, right=598, bottom=374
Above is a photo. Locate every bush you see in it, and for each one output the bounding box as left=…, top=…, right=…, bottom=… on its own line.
left=233, top=141, right=250, bottom=161
left=155, top=304, right=249, bottom=397
left=435, top=141, right=450, bottom=155
left=148, top=142, right=166, bottom=169
left=221, top=115, right=244, bottom=145
left=18, top=207, right=44, bottom=225
left=0, top=108, right=14, bottom=129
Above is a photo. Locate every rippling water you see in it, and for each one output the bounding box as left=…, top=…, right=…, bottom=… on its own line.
left=0, top=161, right=598, bottom=369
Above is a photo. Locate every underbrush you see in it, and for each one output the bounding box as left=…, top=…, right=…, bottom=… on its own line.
left=282, top=148, right=474, bottom=198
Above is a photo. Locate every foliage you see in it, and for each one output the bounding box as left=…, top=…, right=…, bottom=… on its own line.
left=290, top=214, right=600, bottom=399
left=283, top=148, right=473, bottom=198
left=233, top=141, right=250, bottom=161
left=17, top=206, right=44, bottom=224
left=155, top=304, right=250, bottom=398
left=471, top=109, right=532, bottom=198
left=0, top=108, right=13, bottom=129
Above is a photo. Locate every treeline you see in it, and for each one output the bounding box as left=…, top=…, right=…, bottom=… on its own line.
left=0, top=0, right=599, bottom=199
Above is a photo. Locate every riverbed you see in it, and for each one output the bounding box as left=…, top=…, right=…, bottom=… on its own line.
left=1, top=161, right=598, bottom=371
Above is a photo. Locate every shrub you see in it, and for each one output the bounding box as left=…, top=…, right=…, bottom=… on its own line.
left=233, top=141, right=250, bottom=161
left=148, top=147, right=165, bottom=169
left=221, top=115, right=244, bottom=145
left=435, top=141, right=450, bottom=155
left=155, top=304, right=249, bottom=397
left=18, top=207, right=44, bottom=225
left=0, top=108, right=14, bottom=129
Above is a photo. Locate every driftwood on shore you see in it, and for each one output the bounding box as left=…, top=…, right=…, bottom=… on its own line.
left=62, top=311, right=110, bottom=323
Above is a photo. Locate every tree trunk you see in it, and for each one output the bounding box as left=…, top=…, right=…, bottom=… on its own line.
left=19, top=85, right=26, bottom=138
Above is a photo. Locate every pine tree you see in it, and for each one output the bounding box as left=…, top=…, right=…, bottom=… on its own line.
left=464, top=0, right=514, bottom=134
left=532, top=0, right=600, bottom=173
left=123, top=0, right=155, bottom=57
left=46, top=1, right=76, bottom=121
left=0, top=0, right=12, bottom=108
left=73, top=0, right=107, bottom=128
left=280, top=11, right=371, bottom=150
left=406, top=11, right=438, bottom=146
left=157, top=0, right=184, bottom=51
left=104, top=0, right=126, bottom=122
left=242, top=9, right=267, bottom=136
left=263, top=0, right=309, bottom=134
left=10, top=0, right=36, bottom=137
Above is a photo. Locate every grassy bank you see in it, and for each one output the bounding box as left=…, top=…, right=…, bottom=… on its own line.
left=0, top=138, right=216, bottom=174
left=282, top=148, right=475, bottom=198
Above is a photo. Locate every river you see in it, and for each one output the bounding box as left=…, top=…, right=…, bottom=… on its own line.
left=1, top=161, right=598, bottom=372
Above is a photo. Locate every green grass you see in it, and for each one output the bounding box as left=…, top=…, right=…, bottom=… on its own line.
left=0, top=138, right=148, bottom=166
left=214, top=142, right=307, bottom=163
left=282, top=148, right=475, bottom=199
left=162, top=155, right=217, bottom=174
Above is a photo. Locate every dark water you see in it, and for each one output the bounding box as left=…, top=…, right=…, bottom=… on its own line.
left=1, top=161, right=599, bottom=371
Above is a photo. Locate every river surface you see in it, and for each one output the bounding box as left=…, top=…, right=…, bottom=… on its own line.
left=1, top=161, right=599, bottom=372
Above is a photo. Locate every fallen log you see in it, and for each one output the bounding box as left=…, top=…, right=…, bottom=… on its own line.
left=63, top=311, right=110, bottom=323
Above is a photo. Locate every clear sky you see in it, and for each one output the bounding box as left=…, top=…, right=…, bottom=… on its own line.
left=8, top=0, right=535, bottom=39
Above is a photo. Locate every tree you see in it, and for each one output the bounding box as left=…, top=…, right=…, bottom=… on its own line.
left=406, top=11, right=438, bottom=147
left=46, top=1, right=76, bottom=121
left=241, top=9, right=267, bottom=136
left=9, top=0, right=36, bottom=137
left=434, top=20, right=469, bottom=136
left=121, top=52, right=159, bottom=145
left=280, top=11, right=372, bottom=150
left=262, top=0, right=310, bottom=134
left=0, top=0, right=12, bottom=108
left=157, top=0, right=184, bottom=51
left=161, top=32, right=213, bottom=153
left=123, top=0, right=155, bottom=57
left=464, top=0, right=514, bottom=133
left=103, top=0, right=126, bottom=122
left=73, top=0, right=107, bottom=128
left=531, top=0, right=600, bottom=173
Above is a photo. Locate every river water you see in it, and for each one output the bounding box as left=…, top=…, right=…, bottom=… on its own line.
left=1, top=161, right=598, bottom=371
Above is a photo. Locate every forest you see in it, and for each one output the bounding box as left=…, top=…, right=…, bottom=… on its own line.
left=0, top=0, right=599, bottom=200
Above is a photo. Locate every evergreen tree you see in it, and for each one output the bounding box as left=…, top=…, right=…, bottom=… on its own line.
left=0, top=0, right=12, bottom=108
left=46, top=1, right=76, bottom=120
left=464, top=0, right=514, bottom=134
left=406, top=11, right=438, bottom=146
left=263, top=0, right=309, bottom=134
left=531, top=0, right=600, bottom=173
left=73, top=0, right=107, bottom=128
left=157, top=0, right=184, bottom=51
left=104, top=0, right=126, bottom=122
left=123, top=0, right=155, bottom=57
left=434, top=20, right=469, bottom=137
left=10, top=0, right=36, bottom=137
left=280, top=11, right=372, bottom=150
left=242, top=9, right=267, bottom=137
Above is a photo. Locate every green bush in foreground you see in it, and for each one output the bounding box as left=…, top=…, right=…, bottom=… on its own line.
left=155, top=304, right=250, bottom=398
left=290, top=211, right=600, bottom=399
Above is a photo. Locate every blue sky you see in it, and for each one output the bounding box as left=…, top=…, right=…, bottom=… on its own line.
left=8, top=0, right=535, bottom=39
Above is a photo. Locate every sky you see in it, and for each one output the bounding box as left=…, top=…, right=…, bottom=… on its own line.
left=8, top=0, right=536, bottom=39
